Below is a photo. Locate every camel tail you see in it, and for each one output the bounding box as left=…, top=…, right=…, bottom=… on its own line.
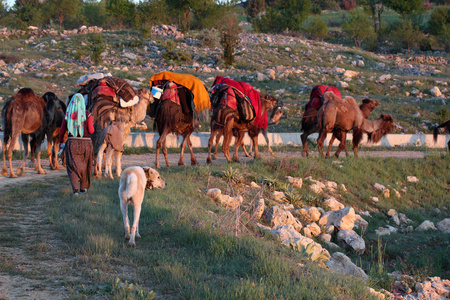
left=1, top=100, right=13, bottom=144
left=433, top=126, right=440, bottom=143
left=353, top=128, right=364, bottom=147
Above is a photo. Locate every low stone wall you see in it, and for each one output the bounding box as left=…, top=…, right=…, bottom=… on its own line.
left=0, top=132, right=448, bottom=152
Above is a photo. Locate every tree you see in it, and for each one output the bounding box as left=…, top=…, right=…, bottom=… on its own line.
left=252, top=0, right=311, bottom=33
left=83, top=0, right=107, bottom=27
left=13, top=0, right=45, bottom=27
left=361, top=0, right=385, bottom=32
left=105, top=0, right=136, bottom=29
left=342, top=10, right=376, bottom=48
left=391, top=19, right=424, bottom=51
left=302, top=16, right=328, bottom=40
left=220, top=10, right=240, bottom=65
left=136, top=0, right=171, bottom=27
left=165, top=0, right=209, bottom=31
left=48, top=0, right=80, bottom=31
left=246, top=0, right=265, bottom=19
left=382, top=0, right=422, bottom=17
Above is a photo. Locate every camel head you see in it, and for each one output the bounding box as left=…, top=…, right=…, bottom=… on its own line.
left=261, top=94, right=277, bottom=112
left=361, top=98, right=379, bottom=110
left=268, top=100, right=285, bottom=125
left=368, top=113, right=395, bottom=143
left=137, top=88, right=154, bottom=104
left=113, top=117, right=129, bottom=131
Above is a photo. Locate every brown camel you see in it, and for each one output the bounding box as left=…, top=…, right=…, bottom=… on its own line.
left=1, top=88, right=46, bottom=177
left=433, top=120, right=450, bottom=151
left=301, top=91, right=379, bottom=157
left=210, top=97, right=285, bottom=159
left=153, top=85, right=199, bottom=169
left=207, top=94, right=277, bottom=163
left=317, top=91, right=394, bottom=157
left=89, top=88, right=152, bottom=177
left=324, top=98, right=379, bottom=157
left=30, top=92, right=67, bottom=170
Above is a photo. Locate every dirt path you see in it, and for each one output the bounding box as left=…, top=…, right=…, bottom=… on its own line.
left=0, top=150, right=429, bottom=189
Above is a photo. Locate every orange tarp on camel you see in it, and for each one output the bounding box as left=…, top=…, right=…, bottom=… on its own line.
left=149, top=71, right=210, bottom=112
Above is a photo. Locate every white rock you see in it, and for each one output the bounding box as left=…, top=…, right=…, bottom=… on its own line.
left=319, top=207, right=355, bottom=230
left=206, top=188, right=221, bottom=199
left=374, top=183, right=386, bottom=191
left=250, top=181, right=260, bottom=188
left=415, top=220, right=437, bottom=231
left=286, top=176, right=303, bottom=189
left=343, top=70, right=358, bottom=78
left=337, top=229, right=366, bottom=253
left=436, top=218, right=450, bottom=234
left=378, top=74, right=391, bottom=82
left=252, top=198, right=265, bottom=220
left=323, top=197, right=344, bottom=211
left=337, top=81, right=349, bottom=88
left=430, top=86, right=442, bottom=97
left=376, top=227, right=391, bottom=236
left=407, top=176, right=419, bottom=183
left=272, top=191, right=286, bottom=201
left=371, top=196, right=379, bottom=202
left=295, top=207, right=321, bottom=223
left=327, top=252, right=368, bottom=280
left=306, top=222, right=321, bottom=237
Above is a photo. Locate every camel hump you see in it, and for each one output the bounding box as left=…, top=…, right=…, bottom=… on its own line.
left=322, top=91, right=340, bottom=104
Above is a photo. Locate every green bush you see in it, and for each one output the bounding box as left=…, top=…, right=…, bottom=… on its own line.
left=303, top=16, right=328, bottom=40
left=390, top=20, right=424, bottom=51
left=89, top=34, right=105, bottom=65
left=198, top=28, right=220, bottom=48
left=342, top=10, right=376, bottom=48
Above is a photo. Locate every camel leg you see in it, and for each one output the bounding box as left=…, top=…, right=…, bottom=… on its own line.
left=222, top=122, right=234, bottom=163
left=326, top=134, right=336, bottom=158
left=35, top=144, right=46, bottom=174
left=178, top=135, right=187, bottom=166
left=53, top=142, right=61, bottom=169
left=162, top=139, right=170, bottom=167
left=352, top=128, right=364, bottom=158
left=115, top=151, right=123, bottom=178
left=105, top=146, right=114, bottom=179
left=317, top=131, right=328, bottom=158
left=17, top=134, right=29, bottom=176
left=186, top=136, right=199, bottom=166
left=334, top=139, right=347, bottom=158
left=29, top=135, right=36, bottom=168
left=97, top=143, right=106, bottom=178
left=233, top=131, right=244, bottom=162
left=47, top=140, right=54, bottom=169
left=156, top=131, right=169, bottom=169
left=301, top=132, right=309, bottom=157
left=263, top=128, right=274, bottom=156
left=252, top=133, right=260, bottom=159
left=207, top=127, right=219, bottom=164
left=213, top=128, right=223, bottom=160
left=1, top=141, right=8, bottom=176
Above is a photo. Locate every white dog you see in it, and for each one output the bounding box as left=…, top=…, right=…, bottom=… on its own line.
left=118, top=166, right=166, bottom=246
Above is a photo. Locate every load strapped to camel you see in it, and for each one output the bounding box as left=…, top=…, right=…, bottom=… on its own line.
left=148, top=71, right=210, bottom=117
left=209, top=76, right=267, bottom=128
left=305, top=85, right=341, bottom=111
left=76, top=73, right=141, bottom=109
left=302, top=85, right=341, bottom=124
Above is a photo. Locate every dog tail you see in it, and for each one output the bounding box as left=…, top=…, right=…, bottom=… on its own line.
left=125, top=173, right=139, bottom=198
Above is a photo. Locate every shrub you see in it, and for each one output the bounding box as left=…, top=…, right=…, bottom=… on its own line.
left=198, top=28, right=220, bottom=48
left=302, top=16, right=328, bottom=40
left=342, top=10, right=376, bottom=48
left=89, top=33, right=105, bottom=65
left=220, top=11, right=240, bottom=66
left=390, top=20, right=424, bottom=51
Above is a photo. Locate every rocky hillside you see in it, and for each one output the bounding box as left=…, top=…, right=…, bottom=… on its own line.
left=0, top=24, right=448, bottom=133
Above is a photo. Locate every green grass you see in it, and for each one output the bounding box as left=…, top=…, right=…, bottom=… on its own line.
left=0, top=153, right=448, bottom=298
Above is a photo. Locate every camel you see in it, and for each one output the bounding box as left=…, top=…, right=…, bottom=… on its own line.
left=30, top=92, right=67, bottom=170
left=1, top=88, right=46, bottom=178
left=433, top=120, right=450, bottom=151
left=301, top=85, right=379, bottom=157
left=210, top=97, right=285, bottom=159
left=207, top=93, right=277, bottom=163
left=97, top=117, right=129, bottom=179
left=324, top=98, right=379, bottom=157
left=317, top=91, right=394, bottom=157
left=153, top=85, right=199, bottom=169
left=89, top=88, right=152, bottom=177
